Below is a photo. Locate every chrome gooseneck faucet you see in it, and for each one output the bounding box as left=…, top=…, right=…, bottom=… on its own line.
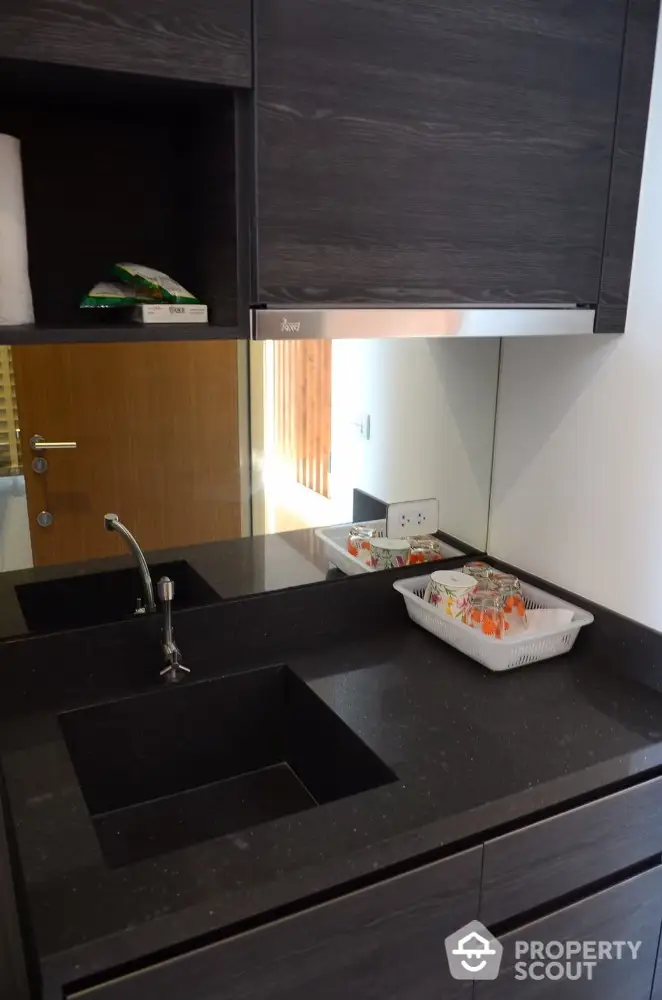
left=103, top=515, right=188, bottom=682
left=103, top=513, right=157, bottom=614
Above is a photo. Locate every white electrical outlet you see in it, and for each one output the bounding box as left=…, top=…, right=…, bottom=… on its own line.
left=386, top=498, right=439, bottom=539
left=351, top=413, right=371, bottom=440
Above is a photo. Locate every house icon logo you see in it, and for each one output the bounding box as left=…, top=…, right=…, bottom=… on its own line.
left=445, top=920, right=504, bottom=980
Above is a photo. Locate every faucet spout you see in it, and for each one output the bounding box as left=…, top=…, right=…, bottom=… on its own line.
left=103, top=513, right=156, bottom=613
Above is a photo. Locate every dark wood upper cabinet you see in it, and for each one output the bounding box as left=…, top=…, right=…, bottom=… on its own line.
left=255, top=0, right=628, bottom=307
left=0, top=1, right=251, bottom=88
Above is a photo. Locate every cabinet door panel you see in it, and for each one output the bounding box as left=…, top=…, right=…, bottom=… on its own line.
left=256, top=0, right=626, bottom=305
left=476, top=866, right=662, bottom=1000
left=481, top=776, right=662, bottom=924
left=73, top=847, right=482, bottom=1000
left=0, top=1, right=251, bottom=87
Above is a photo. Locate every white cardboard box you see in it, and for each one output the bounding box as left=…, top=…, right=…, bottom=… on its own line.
left=132, top=304, right=208, bottom=324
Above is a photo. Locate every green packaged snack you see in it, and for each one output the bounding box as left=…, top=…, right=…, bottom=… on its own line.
left=80, top=282, right=153, bottom=308
left=112, top=263, right=200, bottom=304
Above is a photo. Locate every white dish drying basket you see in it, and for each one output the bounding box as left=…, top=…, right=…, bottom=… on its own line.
left=315, top=520, right=465, bottom=576
left=393, top=572, right=594, bottom=671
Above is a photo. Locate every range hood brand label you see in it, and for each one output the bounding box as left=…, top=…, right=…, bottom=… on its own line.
left=280, top=318, right=301, bottom=333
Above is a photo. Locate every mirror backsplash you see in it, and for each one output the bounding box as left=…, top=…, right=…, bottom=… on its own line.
left=0, top=337, right=499, bottom=638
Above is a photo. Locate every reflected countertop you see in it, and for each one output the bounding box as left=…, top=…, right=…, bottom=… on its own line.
left=0, top=527, right=337, bottom=640
left=0, top=524, right=472, bottom=641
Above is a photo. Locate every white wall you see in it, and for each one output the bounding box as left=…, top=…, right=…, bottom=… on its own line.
left=488, top=23, right=662, bottom=628
left=332, top=338, right=500, bottom=548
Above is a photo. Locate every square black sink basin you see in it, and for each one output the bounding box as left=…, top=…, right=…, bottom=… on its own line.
left=59, top=666, right=396, bottom=867
left=16, top=560, right=220, bottom=634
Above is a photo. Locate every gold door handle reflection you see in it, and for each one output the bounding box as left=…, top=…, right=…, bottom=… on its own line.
left=29, top=434, right=77, bottom=451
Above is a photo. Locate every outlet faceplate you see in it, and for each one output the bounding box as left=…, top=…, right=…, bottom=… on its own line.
left=351, top=413, right=371, bottom=440
left=386, top=498, right=439, bottom=539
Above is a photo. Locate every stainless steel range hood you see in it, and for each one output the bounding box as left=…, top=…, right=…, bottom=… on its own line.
left=251, top=305, right=596, bottom=340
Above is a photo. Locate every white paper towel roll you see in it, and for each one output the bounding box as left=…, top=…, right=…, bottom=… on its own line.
left=0, top=134, right=34, bottom=326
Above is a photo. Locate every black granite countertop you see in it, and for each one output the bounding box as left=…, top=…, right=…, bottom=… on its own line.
left=3, top=564, right=662, bottom=998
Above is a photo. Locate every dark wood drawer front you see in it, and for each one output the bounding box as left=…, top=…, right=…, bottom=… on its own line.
left=256, top=0, right=626, bottom=306
left=73, top=847, right=482, bottom=1000
left=477, top=866, right=662, bottom=1000
left=0, top=1, right=251, bottom=87
left=481, top=776, right=662, bottom=924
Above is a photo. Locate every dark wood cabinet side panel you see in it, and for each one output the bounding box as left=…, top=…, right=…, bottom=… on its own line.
left=74, top=847, right=482, bottom=1000
left=594, top=303, right=628, bottom=333
left=480, top=776, right=662, bottom=925
left=595, top=0, right=661, bottom=333
left=0, top=1, right=251, bottom=87
left=651, top=920, right=662, bottom=1000
left=477, top=866, right=662, bottom=1000
left=653, top=929, right=662, bottom=1000
left=256, top=0, right=626, bottom=306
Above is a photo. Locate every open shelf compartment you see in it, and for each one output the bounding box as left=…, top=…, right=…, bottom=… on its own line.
left=0, top=61, right=250, bottom=341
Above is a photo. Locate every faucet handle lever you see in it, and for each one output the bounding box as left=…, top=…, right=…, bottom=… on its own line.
left=160, top=662, right=191, bottom=677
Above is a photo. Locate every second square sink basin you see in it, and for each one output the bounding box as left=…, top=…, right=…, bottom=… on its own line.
left=16, top=559, right=220, bottom=634
left=59, top=665, right=396, bottom=867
